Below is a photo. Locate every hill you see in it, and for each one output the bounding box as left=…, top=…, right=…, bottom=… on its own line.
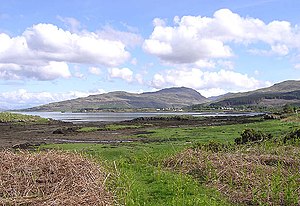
left=211, top=80, right=300, bottom=107
left=23, top=87, right=208, bottom=112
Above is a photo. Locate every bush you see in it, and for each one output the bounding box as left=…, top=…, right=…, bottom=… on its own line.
left=235, top=129, right=272, bottom=145
left=283, top=128, right=300, bottom=144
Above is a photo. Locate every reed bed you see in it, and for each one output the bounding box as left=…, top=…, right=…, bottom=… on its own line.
left=165, top=146, right=300, bottom=205
left=0, top=150, right=113, bottom=206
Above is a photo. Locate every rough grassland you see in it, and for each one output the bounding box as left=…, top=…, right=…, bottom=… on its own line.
left=165, top=144, right=300, bottom=205
left=41, top=118, right=300, bottom=205
left=0, top=150, right=113, bottom=206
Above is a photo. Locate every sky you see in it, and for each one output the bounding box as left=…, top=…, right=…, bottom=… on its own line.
left=1, top=0, right=300, bottom=109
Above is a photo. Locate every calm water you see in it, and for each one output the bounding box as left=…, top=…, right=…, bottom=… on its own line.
left=19, top=112, right=263, bottom=123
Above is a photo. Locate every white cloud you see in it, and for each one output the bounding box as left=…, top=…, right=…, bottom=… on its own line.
left=131, top=58, right=138, bottom=65
left=254, top=70, right=260, bottom=75
left=24, top=23, right=130, bottom=65
left=33, top=61, right=71, bottom=80
left=271, top=44, right=289, bottom=56
left=88, top=67, right=101, bottom=75
left=194, top=59, right=216, bottom=69
left=144, top=9, right=300, bottom=64
left=294, top=64, right=300, bottom=70
left=97, top=25, right=143, bottom=48
left=150, top=67, right=270, bottom=97
left=248, top=44, right=290, bottom=56
left=0, top=23, right=131, bottom=80
left=153, top=18, right=167, bottom=27
left=151, top=73, right=166, bottom=88
left=0, top=61, right=71, bottom=80
left=143, top=39, right=173, bottom=56
left=108, top=67, right=133, bottom=82
left=198, top=88, right=227, bottom=98
left=135, top=73, right=144, bottom=84
left=74, top=72, right=85, bottom=79
left=217, top=60, right=235, bottom=70
left=72, top=66, right=85, bottom=79
left=0, top=89, right=105, bottom=109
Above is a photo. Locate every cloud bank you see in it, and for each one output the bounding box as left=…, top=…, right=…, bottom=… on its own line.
left=150, top=67, right=271, bottom=97
left=142, top=8, right=299, bottom=96
left=143, top=9, right=300, bottom=64
left=0, top=23, right=131, bottom=80
left=108, top=67, right=134, bottom=82
left=0, top=89, right=105, bottom=109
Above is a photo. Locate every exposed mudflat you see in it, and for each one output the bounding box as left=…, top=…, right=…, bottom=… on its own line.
left=0, top=115, right=263, bottom=149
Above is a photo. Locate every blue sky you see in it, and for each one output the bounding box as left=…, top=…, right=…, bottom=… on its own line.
left=1, top=0, right=300, bottom=109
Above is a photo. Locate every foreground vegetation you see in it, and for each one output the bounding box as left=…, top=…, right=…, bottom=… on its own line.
left=166, top=143, right=300, bottom=205
left=0, top=150, right=112, bottom=205
left=39, top=116, right=300, bottom=205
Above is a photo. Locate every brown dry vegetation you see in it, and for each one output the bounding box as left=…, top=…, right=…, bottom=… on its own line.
left=0, top=150, right=113, bottom=206
left=281, top=115, right=300, bottom=123
left=165, top=146, right=300, bottom=205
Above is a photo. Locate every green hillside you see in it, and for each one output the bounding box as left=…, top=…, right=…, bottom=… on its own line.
left=23, top=87, right=208, bottom=112
left=192, top=80, right=300, bottom=109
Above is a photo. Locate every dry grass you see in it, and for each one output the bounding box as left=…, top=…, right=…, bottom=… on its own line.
left=165, top=146, right=300, bottom=205
left=0, top=150, right=113, bottom=206
left=281, top=114, right=300, bottom=123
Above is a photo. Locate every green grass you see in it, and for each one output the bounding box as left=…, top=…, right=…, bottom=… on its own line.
left=77, top=124, right=143, bottom=133
left=105, top=124, right=142, bottom=130
left=0, top=112, right=49, bottom=124
left=42, top=142, right=231, bottom=205
left=77, top=127, right=102, bottom=132
left=114, top=162, right=230, bottom=206
left=133, top=119, right=298, bottom=144
left=40, top=119, right=300, bottom=205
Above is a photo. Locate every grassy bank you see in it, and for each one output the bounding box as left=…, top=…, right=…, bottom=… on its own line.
left=40, top=117, right=300, bottom=205
left=0, top=112, right=49, bottom=124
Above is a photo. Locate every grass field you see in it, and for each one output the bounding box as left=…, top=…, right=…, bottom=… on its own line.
left=40, top=117, right=300, bottom=205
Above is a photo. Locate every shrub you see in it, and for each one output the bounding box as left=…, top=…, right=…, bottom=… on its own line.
left=283, top=128, right=300, bottom=144
left=235, top=129, right=272, bottom=145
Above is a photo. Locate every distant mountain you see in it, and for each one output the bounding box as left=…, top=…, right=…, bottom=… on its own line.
left=208, top=93, right=235, bottom=101
left=23, top=87, right=208, bottom=112
left=211, top=80, right=300, bottom=107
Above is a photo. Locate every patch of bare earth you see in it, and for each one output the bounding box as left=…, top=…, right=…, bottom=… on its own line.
left=0, top=150, right=113, bottom=205
left=165, top=147, right=300, bottom=205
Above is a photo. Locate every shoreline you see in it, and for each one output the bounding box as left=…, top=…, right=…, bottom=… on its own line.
left=0, top=115, right=263, bottom=149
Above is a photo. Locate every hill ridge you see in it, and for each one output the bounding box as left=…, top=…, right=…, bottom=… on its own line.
left=211, top=80, right=300, bottom=107
left=23, top=87, right=208, bottom=112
